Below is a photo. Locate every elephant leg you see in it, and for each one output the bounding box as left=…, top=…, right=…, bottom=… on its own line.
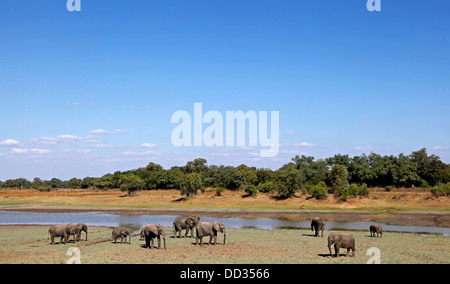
left=335, top=244, right=340, bottom=258
left=213, top=234, right=217, bottom=245
left=346, top=248, right=350, bottom=257
left=184, top=227, right=189, bottom=238
left=145, top=236, right=150, bottom=249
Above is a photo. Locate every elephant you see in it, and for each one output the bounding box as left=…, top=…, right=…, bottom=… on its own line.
left=48, top=225, right=75, bottom=245
left=195, top=221, right=226, bottom=246
left=327, top=232, right=356, bottom=258
left=310, top=217, right=325, bottom=237
left=143, top=224, right=166, bottom=250
left=112, top=227, right=132, bottom=244
left=369, top=224, right=383, bottom=238
left=173, top=216, right=200, bottom=238
left=68, top=223, right=88, bottom=242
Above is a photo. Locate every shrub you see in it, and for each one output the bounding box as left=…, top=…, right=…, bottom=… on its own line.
left=307, top=181, right=328, bottom=200
left=431, top=183, right=450, bottom=197
left=336, top=183, right=370, bottom=201
left=258, top=182, right=275, bottom=193
left=215, top=187, right=224, bottom=196
left=245, top=185, right=258, bottom=196
left=385, top=185, right=393, bottom=192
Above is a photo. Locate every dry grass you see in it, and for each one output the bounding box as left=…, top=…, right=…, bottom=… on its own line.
left=0, top=187, right=448, bottom=212
left=0, top=225, right=448, bottom=264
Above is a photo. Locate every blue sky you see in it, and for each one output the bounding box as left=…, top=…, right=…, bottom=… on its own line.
left=0, top=0, right=449, bottom=180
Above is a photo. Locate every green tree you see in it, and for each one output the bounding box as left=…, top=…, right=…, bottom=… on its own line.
left=31, top=177, right=43, bottom=189
left=178, top=173, right=202, bottom=197
left=67, top=178, right=82, bottom=189
left=233, top=164, right=258, bottom=191
left=184, top=158, right=208, bottom=173
left=119, top=173, right=145, bottom=196
left=275, top=163, right=305, bottom=198
left=328, top=164, right=349, bottom=191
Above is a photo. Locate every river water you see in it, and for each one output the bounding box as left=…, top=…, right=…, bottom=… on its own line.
left=0, top=211, right=449, bottom=236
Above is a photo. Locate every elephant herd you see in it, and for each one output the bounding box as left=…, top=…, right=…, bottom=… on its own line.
left=47, top=216, right=227, bottom=250
left=47, top=216, right=383, bottom=258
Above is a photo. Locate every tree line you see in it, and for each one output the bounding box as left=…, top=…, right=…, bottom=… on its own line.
left=1, top=148, right=449, bottom=199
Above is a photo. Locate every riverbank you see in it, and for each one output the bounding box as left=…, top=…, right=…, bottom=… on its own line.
left=1, top=188, right=449, bottom=228
left=1, top=204, right=450, bottom=228
left=0, top=225, right=448, bottom=264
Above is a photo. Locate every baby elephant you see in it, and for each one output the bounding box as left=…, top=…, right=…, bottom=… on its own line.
left=48, top=225, right=75, bottom=245
left=327, top=232, right=356, bottom=258
left=112, top=227, right=132, bottom=244
left=369, top=224, right=383, bottom=238
left=195, top=221, right=226, bottom=246
left=143, top=224, right=166, bottom=250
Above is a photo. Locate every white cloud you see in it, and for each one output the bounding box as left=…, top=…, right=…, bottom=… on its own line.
left=285, top=131, right=300, bottom=135
left=293, top=142, right=319, bottom=148
left=67, top=102, right=82, bottom=106
left=0, top=139, right=22, bottom=147
left=89, top=129, right=129, bottom=135
left=11, top=148, right=50, bottom=155
left=433, top=146, right=449, bottom=150
left=29, top=135, right=100, bottom=145
left=353, top=146, right=375, bottom=152
left=139, top=143, right=157, bottom=148
left=121, top=150, right=158, bottom=156
left=62, top=149, right=92, bottom=154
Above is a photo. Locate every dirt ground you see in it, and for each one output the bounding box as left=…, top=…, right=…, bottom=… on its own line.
left=0, top=225, right=448, bottom=264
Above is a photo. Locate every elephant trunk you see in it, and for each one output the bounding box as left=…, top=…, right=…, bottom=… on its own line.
left=162, top=235, right=166, bottom=250
left=223, top=229, right=227, bottom=245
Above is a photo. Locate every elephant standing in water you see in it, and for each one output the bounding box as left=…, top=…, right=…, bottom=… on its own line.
left=195, top=221, right=226, bottom=246
left=173, top=216, right=200, bottom=238
left=112, top=227, right=132, bottom=244
left=48, top=225, right=75, bottom=245
left=69, top=223, right=88, bottom=241
left=310, top=217, right=325, bottom=237
left=143, top=224, right=166, bottom=250
left=369, top=224, right=383, bottom=238
left=327, top=232, right=356, bottom=258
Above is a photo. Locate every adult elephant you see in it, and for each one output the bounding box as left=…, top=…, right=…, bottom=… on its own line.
left=112, top=227, right=132, bottom=244
left=173, top=216, right=200, bottom=238
left=369, top=224, right=383, bottom=238
left=310, top=217, right=325, bottom=237
left=327, top=232, right=356, bottom=258
left=143, top=224, right=166, bottom=250
left=69, top=223, right=88, bottom=241
left=195, top=221, right=226, bottom=246
left=48, top=225, right=75, bottom=245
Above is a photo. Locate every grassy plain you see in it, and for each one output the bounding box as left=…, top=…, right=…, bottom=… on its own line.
left=0, top=225, right=448, bottom=264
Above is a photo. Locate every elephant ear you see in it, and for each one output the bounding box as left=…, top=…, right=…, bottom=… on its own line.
left=150, top=226, right=158, bottom=235
left=213, top=222, right=220, bottom=232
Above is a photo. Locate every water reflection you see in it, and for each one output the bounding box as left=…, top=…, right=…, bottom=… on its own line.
left=0, top=211, right=448, bottom=236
